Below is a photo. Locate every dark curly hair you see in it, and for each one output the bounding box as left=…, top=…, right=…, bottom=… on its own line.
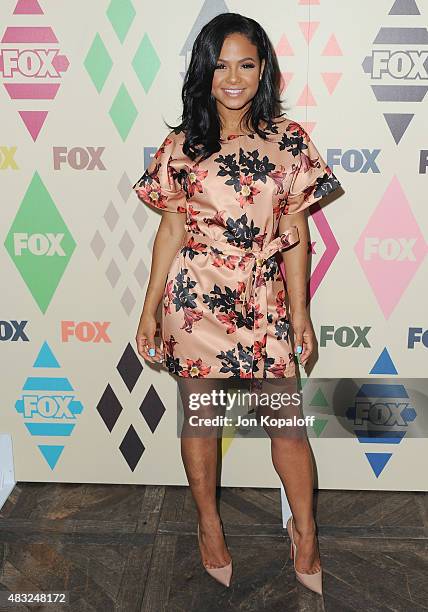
left=166, top=13, right=288, bottom=162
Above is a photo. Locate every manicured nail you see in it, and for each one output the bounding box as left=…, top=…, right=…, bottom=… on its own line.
left=296, top=345, right=302, bottom=354
left=148, top=348, right=156, bottom=357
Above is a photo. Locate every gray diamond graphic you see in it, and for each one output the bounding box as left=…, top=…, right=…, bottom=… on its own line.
left=119, top=230, right=134, bottom=260
left=118, top=172, right=133, bottom=202
left=104, top=201, right=119, bottom=231
left=134, top=259, right=148, bottom=289
left=133, top=203, right=148, bottom=231
left=106, top=258, right=121, bottom=287
left=90, top=230, right=106, bottom=259
left=121, top=287, right=136, bottom=314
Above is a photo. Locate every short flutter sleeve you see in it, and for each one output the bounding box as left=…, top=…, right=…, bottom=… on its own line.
left=285, top=126, right=341, bottom=215
left=132, top=132, right=186, bottom=214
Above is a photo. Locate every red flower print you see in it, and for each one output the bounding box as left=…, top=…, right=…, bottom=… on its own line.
left=205, top=211, right=227, bottom=228
left=163, top=279, right=174, bottom=315
left=273, top=198, right=287, bottom=220
left=181, top=358, right=212, bottom=378
left=253, top=334, right=267, bottom=361
left=210, top=249, right=240, bottom=270
left=236, top=174, right=261, bottom=208
left=266, top=354, right=294, bottom=377
left=268, top=164, right=288, bottom=194
left=287, top=122, right=306, bottom=138
left=164, top=334, right=178, bottom=357
left=217, top=310, right=239, bottom=334
left=238, top=252, right=257, bottom=272
left=186, top=164, right=208, bottom=197
left=275, top=289, right=287, bottom=318
left=134, top=182, right=168, bottom=209
left=187, top=203, right=201, bottom=232
left=181, top=306, right=203, bottom=333
left=300, top=149, right=321, bottom=174
left=185, top=235, right=209, bottom=255
left=154, top=137, right=173, bottom=159
left=252, top=302, right=264, bottom=330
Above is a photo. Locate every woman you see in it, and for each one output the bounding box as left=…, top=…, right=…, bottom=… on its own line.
left=133, top=13, right=341, bottom=594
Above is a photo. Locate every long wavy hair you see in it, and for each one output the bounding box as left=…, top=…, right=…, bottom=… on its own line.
left=166, top=13, right=288, bottom=162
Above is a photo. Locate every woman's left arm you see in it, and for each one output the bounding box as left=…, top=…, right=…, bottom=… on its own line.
left=278, top=209, right=315, bottom=367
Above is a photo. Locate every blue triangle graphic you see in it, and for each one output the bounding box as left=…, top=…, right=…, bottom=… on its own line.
left=33, top=341, right=60, bottom=368
left=370, top=348, right=398, bottom=375
left=365, top=452, right=392, bottom=477
left=38, top=445, right=64, bottom=469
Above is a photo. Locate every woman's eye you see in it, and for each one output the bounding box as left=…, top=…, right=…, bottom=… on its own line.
left=215, top=63, right=256, bottom=70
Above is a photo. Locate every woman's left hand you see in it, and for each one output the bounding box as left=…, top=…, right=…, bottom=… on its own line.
left=290, top=309, right=315, bottom=367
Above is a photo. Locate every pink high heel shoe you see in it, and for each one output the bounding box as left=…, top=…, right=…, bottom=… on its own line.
left=286, top=516, right=323, bottom=596
left=197, top=522, right=233, bottom=587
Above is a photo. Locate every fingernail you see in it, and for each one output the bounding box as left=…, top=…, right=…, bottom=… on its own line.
left=148, top=348, right=156, bottom=357
left=296, top=345, right=302, bottom=354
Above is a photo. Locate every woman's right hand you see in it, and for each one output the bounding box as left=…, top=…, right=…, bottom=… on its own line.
left=136, top=311, right=164, bottom=364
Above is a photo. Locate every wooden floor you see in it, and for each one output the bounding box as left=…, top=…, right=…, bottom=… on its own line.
left=0, top=484, right=427, bottom=611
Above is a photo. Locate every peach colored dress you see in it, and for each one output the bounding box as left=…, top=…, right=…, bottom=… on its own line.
left=133, top=117, right=341, bottom=379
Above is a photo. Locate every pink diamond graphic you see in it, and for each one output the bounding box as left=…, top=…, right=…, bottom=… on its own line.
left=308, top=203, right=340, bottom=302
left=0, top=1, right=70, bottom=141
left=354, top=175, right=427, bottom=319
left=279, top=202, right=340, bottom=303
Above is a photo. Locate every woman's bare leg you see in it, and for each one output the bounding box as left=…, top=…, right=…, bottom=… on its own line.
left=178, top=377, right=231, bottom=569
left=256, top=377, right=321, bottom=574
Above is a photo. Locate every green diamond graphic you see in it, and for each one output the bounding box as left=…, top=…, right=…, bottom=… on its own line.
left=132, top=33, right=161, bottom=93
left=84, top=33, right=113, bottom=93
left=4, top=172, right=76, bottom=314
left=107, top=0, right=136, bottom=44
left=312, top=418, right=328, bottom=438
left=310, top=388, right=329, bottom=408
left=109, top=83, right=138, bottom=141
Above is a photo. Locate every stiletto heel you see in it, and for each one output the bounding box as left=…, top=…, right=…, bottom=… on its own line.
left=197, top=522, right=233, bottom=587
left=286, top=515, right=323, bottom=596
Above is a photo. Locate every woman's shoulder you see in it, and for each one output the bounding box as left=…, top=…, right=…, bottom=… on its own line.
left=261, top=115, right=305, bottom=138
left=251, top=115, right=290, bottom=142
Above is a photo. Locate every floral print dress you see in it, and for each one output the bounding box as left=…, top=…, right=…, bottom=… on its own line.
left=133, top=117, right=341, bottom=379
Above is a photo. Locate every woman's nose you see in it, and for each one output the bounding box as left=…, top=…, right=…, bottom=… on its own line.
left=225, top=68, right=240, bottom=84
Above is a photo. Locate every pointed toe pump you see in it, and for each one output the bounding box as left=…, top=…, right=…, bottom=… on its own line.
left=197, top=523, right=233, bottom=587
left=286, top=516, right=323, bottom=596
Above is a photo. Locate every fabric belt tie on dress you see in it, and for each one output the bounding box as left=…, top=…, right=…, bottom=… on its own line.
left=181, top=226, right=301, bottom=378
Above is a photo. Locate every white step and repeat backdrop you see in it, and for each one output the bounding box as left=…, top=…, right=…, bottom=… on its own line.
left=1, top=0, right=427, bottom=490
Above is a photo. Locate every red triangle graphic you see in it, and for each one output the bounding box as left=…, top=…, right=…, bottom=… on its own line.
left=18, top=110, right=48, bottom=141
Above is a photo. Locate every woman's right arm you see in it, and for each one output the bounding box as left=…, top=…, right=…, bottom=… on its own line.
left=136, top=210, right=186, bottom=364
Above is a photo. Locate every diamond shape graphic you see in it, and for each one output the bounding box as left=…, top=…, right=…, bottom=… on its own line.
left=307, top=204, right=340, bottom=302
left=14, top=341, right=84, bottom=470
left=109, top=83, right=138, bottom=141
left=0, top=3, right=70, bottom=140
left=117, top=342, right=143, bottom=392
left=107, top=0, right=136, bottom=44
left=279, top=203, right=340, bottom=304
left=119, top=424, right=145, bottom=472
left=84, top=33, right=113, bottom=93
left=132, top=33, right=161, bottom=93
left=346, top=381, right=416, bottom=476
left=361, top=1, right=428, bottom=143
left=91, top=173, right=150, bottom=316
left=354, top=176, right=427, bottom=319
left=139, top=384, right=165, bottom=433
left=4, top=172, right=76, bottom=313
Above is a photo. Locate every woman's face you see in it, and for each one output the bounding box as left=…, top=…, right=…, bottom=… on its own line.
left=211, top=33, right=265, bottom=119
